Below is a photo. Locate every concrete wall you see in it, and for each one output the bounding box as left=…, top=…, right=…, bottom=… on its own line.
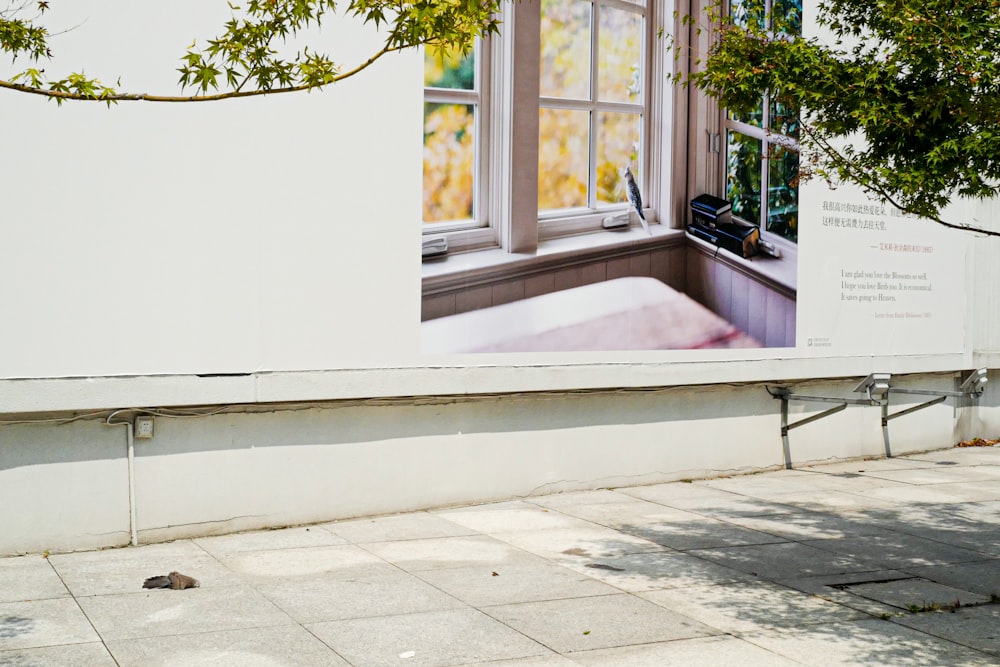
left=1, top=372, right=985, bottom=556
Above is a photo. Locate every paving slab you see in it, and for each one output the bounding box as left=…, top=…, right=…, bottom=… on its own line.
left=488, top=526, right=669, bottom=562
left=905, top=559, right=1000, bottom=597
left=687, top=541, right=878, bottom=581
left=759, top=488, right=905, bottom=512
left=323, top=512, right=477, bottom=543
left=742, top=618, right=999, bottom=666
left=105, top=625, right=351, bottom=666
left=723, top=510, right=884, bottom=541
left=859, top=483, right=998, bottom=505
left=533, top=499, right=707, bottom=529
left=853, top=467, right=1000, bottom=485
left=801, top=532, right=990, bottom=570
left=842, top=579, right=991, bottom=611
left=619, top=481, right=753, bottom=504
left=218, top=544, right=390, bottom=580
left=307, top=608, right=551, bottom=667
left=193, top=525, right=346, bottom=557
left=556, top=550, right=755, bottom=592
left=435, top=505, right=603, bottom=534
left=699, top=470, right=831, bottom=498
left=614, top=515, right=788, bottom=551
left=800, top=457, right=943, bottom=473
left=361, top=535, right=547, bottom=572
left=909, top=447, right=1000, bottom=464
left=255, top=569, right=467, bottom=623
left=0, top=641, right=117, bottom=666
left=74, top=586, right=294, bottom=641
left=0, top=556, right=68, bottom=604
left=47, top=542, right=237, bottom=597
left=892, top=605, right=1000, bottom=656
left=641, top=580, right=868, bottom=634
left=453, top=656, right=578, bottom=667
left=631, top=492, right=803, bottom=520
left=929, top=480, right=1000, bottom=502
left=0, top=598, right=99, bottom=651
left=483, top=593, right=718, bottom=653
left=779, top=570, right=917, bottom=617
left=939, top=499, right=1000, bottom=523
left=568, top=635, right=801, bottom=666
left=412, top=561, right=619, bottom=607
left=529, top=489, right=637, bottom=509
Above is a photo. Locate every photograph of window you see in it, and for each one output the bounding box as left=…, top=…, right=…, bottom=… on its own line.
left=724, top=0, right=802, bottom=243
left=420, top=0, right=798, bottom=353
left=538, top=0, right=647, bottom=221
left=423, top=43, right=485, bottom=229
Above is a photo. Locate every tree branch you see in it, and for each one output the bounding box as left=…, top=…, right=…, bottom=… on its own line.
left=0, top=43, right=405, bottom=103
left=800, top=121, right=1000, bottom=238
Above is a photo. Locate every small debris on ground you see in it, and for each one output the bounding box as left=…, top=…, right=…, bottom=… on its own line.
left=957, top=437, right=998, bottom=447
left=143, top=572, right=200, bottom=590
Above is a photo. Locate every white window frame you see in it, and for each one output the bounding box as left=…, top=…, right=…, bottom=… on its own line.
left=422, top=40, right=496, bottom=252
left=538, top=0, right=655, bottom=239
left=423, top=0, right=671, bottom=255
left=721, top=0, right=800, bottom=245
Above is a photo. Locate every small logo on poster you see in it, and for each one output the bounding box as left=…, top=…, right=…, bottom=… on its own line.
left=807, top=337, right=832, bottom=348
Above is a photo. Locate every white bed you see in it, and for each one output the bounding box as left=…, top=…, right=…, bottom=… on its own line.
left=421, top=276, right=761, bottom=353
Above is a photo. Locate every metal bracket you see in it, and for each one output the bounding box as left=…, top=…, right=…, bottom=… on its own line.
left=769, top=386, right=877, bottom=469
left=874, top=369, right=988, bottom=458
left=769, top=370, right=987, bottom=468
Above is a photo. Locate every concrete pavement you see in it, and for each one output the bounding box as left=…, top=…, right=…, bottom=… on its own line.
left=2, top=445, right=998, bottom=666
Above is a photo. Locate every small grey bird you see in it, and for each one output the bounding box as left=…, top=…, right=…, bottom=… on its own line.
left=143, top=571, right=200, bottom=590
left=624, top=166, right=650, bottom=236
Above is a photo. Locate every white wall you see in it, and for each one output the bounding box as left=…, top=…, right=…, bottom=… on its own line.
left=1, top=1, right=421, bottom=379
left=0, top=374, right=971, bottom=556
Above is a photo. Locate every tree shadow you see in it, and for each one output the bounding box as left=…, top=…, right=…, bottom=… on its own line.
left=0, top=614, right=36, bottom=640
left=536, top=484, right=1000, bottom=665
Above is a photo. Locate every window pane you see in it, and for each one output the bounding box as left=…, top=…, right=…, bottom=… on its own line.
left=768, top=97, right=799, bottom=138
left=597, top=6, right=642, bottom=103
left=725, top=130, right=762, bottom=225
left=767, top=144, right=799, bottom=241
left=596, top=112, right=640, bottom=205
left=539, top=108, right=590, bottom=209
left=423, top=103, right=475, bottom=223
left=730, top=0, right=765, bottom=30
left=540, top=0, right=592, bottom=99
left=424, top=46, right=474, bottom=90
left=729, top=104, right=763, bottom=128
left=772, top=0, right=802, bottom=35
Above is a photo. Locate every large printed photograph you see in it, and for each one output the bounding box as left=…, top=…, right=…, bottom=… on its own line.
left=420, top=0, right=800, bottom=354
left=419, top=0, right=969, bottom=357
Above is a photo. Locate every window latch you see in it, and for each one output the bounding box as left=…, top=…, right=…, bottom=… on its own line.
left=709, top=133, right=721, bottom=154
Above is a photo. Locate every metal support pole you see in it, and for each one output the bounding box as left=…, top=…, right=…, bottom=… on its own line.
left=881, top=399, right=891, bottom=458
left=771, top=386, right=872, bottom=469
left=780, top=394, right=791, bottom=469
left=881, top=394, right=948, bottom=458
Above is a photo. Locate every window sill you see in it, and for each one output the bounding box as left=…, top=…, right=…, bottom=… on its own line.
left=685, top=229, right=798, bottom=296
left=422, top=224, right=685, bottom=292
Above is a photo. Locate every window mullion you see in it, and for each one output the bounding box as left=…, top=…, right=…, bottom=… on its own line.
left=588, top=0, right=600, bottom=210
left=503, top=0, right=541, bottom=253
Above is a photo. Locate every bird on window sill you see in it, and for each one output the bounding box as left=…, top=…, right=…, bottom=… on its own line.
left=624, top=165, right=650, bottom=236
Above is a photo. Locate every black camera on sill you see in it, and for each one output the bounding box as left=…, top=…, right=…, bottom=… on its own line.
left=688, top=194, right=760, bottom=259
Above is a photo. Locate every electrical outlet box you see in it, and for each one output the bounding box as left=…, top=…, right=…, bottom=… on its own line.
left=134, top=416, right=154, bottom=439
